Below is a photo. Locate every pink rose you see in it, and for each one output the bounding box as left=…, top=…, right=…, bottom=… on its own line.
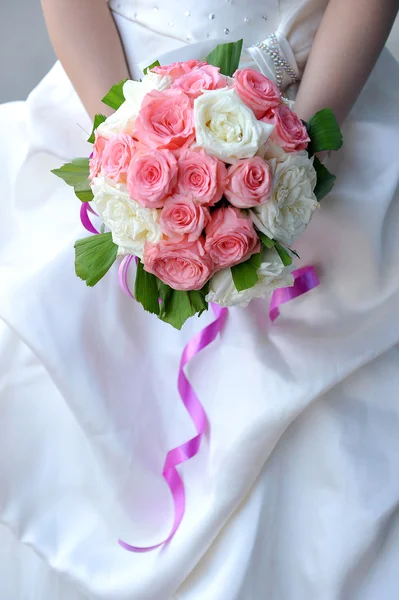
left=263, top=104, right=310, bottom=152
left=127, top=148, right=177, bottom=208
left=205, top=207, right=260, bottom=268
left=225, top=157, right=272, bottom=208
left=171, top=65, right=227, bottom=99
left=160, top=195, right=210, bottom=242
left=234, top=69, right=281, bottom=119
left=89, top=135, right=107, bottom=180
left=101, top=133, right=135, bottom=183
left=134, top=89, right=195, bottom=153
left=152, top=60, right=207, bottom=80
left=143, top=237, right=213, bottom=291
left=177, top=149, right=227, bottom=206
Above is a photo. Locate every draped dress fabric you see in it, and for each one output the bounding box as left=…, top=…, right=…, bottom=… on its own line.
left=1, top=1, right=399, bottom=598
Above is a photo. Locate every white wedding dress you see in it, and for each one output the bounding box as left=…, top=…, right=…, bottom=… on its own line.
left=1, top=1, right=399, bottom=598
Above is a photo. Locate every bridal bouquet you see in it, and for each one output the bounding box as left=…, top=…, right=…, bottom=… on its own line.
left=53, top=40, right=342, bottom=329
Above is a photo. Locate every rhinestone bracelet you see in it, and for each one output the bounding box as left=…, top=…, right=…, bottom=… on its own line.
left=254, top=33, right=299, bottom=90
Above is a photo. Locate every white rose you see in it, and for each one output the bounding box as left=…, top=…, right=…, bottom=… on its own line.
left=206, top=248, right=294, bottom=308
left=97, top=73, right=172, bottom=138
left=97, top=100, right=137, bottom=138
left=193, top=88, right=274, bottom=164
left=250, top=152, right=318, bottom=247
left=92, top=177, right=162, bottom=258
left=142, top=70, right=173, bottom=92
left=257, top=139, right=286, bottom=161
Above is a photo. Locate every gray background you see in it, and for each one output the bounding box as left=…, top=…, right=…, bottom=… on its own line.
left=1, top=2, right=399, bottom=103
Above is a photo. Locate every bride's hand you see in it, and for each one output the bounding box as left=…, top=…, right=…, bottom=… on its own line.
left=41, top=0, right=130, bottom=119
left=294, top=0, right=399, bottom=125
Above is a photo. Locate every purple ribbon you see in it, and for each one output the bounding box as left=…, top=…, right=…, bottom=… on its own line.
left=119, top=303, right=228, bottom=552
left=80, top=202, right=99, bottom=235
left=269, top=266, right=320, bottom=322
left=118, top=255, right=137, bottom=300
left=116, top=257, right=319, bottom=552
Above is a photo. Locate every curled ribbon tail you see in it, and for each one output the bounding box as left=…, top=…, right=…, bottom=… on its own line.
left=119, top=303, right=228, bottom=552
left=118, top=255, right=136, bottom=300
left=80, top=202, right=99, bottom=235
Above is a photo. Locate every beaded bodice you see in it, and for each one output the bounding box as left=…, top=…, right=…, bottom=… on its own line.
left=108, top=0, right=279, bottom=45
left=107, top=0, right=329, bottom=89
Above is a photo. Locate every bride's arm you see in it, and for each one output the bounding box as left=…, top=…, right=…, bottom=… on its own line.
left=41, top=0, right=130, bottom=118
left=294, top=0, right=399, bottom=124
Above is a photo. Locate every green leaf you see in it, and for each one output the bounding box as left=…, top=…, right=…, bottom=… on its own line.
left=205, top=39, right=243, bottom=77
left=257, top=231, right=275, bottom=249
left=87, top=114, right=107, bottom=143
left=74, top=232, right=118, bottom=287
left=158, top=291, right=192, bottom=330
left=274, top=242, right=293, bottom=267
left=231, top=252, right=262, bottom=292
left=52, top=158, right=89, bottom=187
left=134, top=261, right=160, bottom=316
left=156, top=283, right=209, bottom=330
left=157, top=280, right=173, bottom=318
left=313, top=156, right=336, bottom=201
left=102, top=79, right=128, bottom=110
left=51, top=158, right=93, bottom=202
left=187, top=289, right=208, bottom=317
left=257, top=231, right=297, bottom=265
left=306, top=108, right=343, bottom=156
left=143, top=60, right=160, bottom=75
